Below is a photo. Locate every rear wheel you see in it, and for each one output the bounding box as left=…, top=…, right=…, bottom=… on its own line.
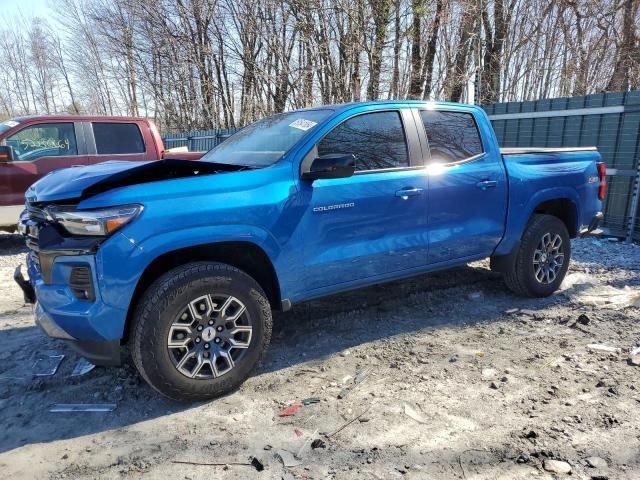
left=131, top=262, right=272, bottom=401
left=503, top=214, right=571, bottom=297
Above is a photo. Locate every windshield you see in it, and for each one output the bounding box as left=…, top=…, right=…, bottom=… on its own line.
left=202, top=110, right=332, bottom=167
left=0, top=119, right=20, bottom=136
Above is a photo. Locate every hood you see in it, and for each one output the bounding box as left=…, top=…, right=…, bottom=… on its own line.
left=26, top=159, right=248, bottom=204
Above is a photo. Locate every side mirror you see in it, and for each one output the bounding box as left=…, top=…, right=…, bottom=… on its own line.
left=0, top=145, right=15, bottom=163
left=301, top=154, right=356, bottom=181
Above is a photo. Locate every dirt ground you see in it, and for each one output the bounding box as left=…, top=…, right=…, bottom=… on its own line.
left=0, top=232, right=639, bottom=480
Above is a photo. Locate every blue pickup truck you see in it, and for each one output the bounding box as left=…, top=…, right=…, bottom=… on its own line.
left=14, top=101, right=605, bottom=401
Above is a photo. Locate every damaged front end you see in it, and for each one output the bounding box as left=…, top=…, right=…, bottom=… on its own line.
left=14, top=203, right=124, bottom=365
left=14, top=157, right=251, bottom=364
left=17, top=203, right=106, bottom=294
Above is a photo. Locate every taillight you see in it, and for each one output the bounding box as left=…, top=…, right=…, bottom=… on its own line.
left=597, top=162, right=606, bottom=200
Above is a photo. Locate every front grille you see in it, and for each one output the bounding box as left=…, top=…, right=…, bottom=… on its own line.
left=21, top=203, right=45, bottom=270
left=27, top=204, right=47, bottom=222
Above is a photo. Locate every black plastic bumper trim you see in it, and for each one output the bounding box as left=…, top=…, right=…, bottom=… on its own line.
left=65, top=339, right=121, bottom=366
left=14, top=265, right=35, bottom=304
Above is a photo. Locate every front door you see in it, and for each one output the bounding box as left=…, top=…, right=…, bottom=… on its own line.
left=299, top=109, right=429, bottom=292
left=0, top=121, right=86, bottom=208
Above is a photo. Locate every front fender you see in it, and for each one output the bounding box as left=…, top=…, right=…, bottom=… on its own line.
left=97, top=224, right=283, bottom=313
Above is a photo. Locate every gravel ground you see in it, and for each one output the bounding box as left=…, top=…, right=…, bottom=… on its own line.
left=0, top=232, right=639, bottom=479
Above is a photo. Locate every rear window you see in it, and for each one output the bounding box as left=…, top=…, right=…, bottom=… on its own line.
left=420, top=110, right=483, bottom=163
left=92, top=122, right=145, bottom=155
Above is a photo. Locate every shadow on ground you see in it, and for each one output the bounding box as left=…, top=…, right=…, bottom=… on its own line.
left=0, top=261, right=544, bottom=455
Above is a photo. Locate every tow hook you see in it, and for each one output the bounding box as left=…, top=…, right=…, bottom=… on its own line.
left=14, top=265, right=35, bottom=304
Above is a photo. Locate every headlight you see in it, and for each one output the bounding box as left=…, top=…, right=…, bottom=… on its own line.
left=47, top=204, right=143, bottom=236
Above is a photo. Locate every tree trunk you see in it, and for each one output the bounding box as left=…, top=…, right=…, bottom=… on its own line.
left=606, top=0, right=638, bottom=92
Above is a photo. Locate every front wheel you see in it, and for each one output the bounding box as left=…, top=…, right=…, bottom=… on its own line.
left=130, top=262, right=272, bottom=401
left=503, top=214, right=571, bottom=297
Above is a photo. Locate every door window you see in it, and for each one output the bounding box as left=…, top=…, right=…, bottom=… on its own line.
left=92, top=122, right=145, bottom=154
left=3, top=123, right=78, bottom=161
left=420, top=110, right=483, bottom=163
left=317, top=111, right=409, bottom=171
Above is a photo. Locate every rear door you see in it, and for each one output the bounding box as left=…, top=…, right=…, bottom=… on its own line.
left=85, top=121, right=151, bottom=164
left=299, top=108, right=430, bottom=292
left=416, top=108, right=508, bottom=264
left=0, top=121, right=87, bottom=208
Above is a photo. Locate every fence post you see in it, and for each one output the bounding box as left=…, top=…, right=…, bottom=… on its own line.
left=627, top=165, right=640, bottom=242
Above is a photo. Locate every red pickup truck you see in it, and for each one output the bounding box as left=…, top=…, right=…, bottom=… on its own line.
left=0, top=116, right=202, bottom=228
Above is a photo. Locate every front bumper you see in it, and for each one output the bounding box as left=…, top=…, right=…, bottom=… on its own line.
left=14, top=244, right=124, bottom=367
left=33, top=300, right=121, bottom=365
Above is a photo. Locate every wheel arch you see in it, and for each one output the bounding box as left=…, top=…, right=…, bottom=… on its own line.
left=530, top=198, right=578, bottom=238
left=122, top=241, right=282, bottom=344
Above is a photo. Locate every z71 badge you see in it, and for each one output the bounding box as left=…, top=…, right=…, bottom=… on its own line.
left=312, top=202, right=355, bottom=213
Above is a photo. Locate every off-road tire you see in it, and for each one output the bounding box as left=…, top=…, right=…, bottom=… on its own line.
left=130, top=262, right=272, bottom=401
left=503, top=214, right=571, bottom=297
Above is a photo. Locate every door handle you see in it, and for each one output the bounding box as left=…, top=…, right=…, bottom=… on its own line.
left=476, top=180, right=497, bottom=190
left=395, top=187, right=424, bottom=199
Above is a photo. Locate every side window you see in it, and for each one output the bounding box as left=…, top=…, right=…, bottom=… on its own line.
left=92, top=123, right=145, bottom=155
left=3, top=123, right=77, bottom=161
left=420, top=110, right=483, bottom=163
left=318, top=111, right=409, bottom=171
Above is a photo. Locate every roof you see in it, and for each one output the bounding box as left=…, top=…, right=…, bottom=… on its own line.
left=10, top=115, right=149, bottom=123
left=303, top=100, right=476, bottom=113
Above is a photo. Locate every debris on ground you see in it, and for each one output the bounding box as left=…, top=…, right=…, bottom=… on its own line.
left=327, top=407, right=372, bottom=437
left=171, top=458, right=260, bottom=469
left=301, top=397, right=320, bottom=406
left=404, top=403, right=427, bottom=424
left=49, top=403, right=117, bottom=412
left=337, top=367, right=372, bottom=399
left=70, top=358, right=96, bottom=377
left=32, top=353, right=64, bottom=376
left=311, top=439, right=326, bottom=449
left=250, top=457, right=264, bottom=472
left=587, top=344, right=622, bottom=354
left=576, top=313, right=590, bottom=325
left=585, top=456, right=608, bottom=469
left=276, top=449, right=302, bottom=467
left=543, top=459, right=572, bottom=474
left=277, top=403, right=303, bottom=417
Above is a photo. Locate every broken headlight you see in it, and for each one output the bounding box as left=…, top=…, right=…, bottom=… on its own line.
left=47, top=204, right=143, bottom=236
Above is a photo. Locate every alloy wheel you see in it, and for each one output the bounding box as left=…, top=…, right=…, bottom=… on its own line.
left=167, top=294, right=253, bottom=379
left=533, top=232, right=564, bottom=284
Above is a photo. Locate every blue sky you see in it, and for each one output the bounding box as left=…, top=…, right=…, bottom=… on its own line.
left=0, top=0, right=51, bottom=21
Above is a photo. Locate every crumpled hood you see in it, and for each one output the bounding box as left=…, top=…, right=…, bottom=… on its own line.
left=25, top=159, right=244, bottom=204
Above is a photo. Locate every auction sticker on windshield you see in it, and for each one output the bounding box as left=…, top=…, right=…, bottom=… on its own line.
left=289, top=119, right=317, bottom=131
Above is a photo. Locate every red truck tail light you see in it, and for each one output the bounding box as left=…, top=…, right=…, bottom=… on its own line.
left=597, top=162, right=606, bottom=200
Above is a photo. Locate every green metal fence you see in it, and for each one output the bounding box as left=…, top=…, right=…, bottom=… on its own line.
left=483, top=91, right=640, bottom=241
